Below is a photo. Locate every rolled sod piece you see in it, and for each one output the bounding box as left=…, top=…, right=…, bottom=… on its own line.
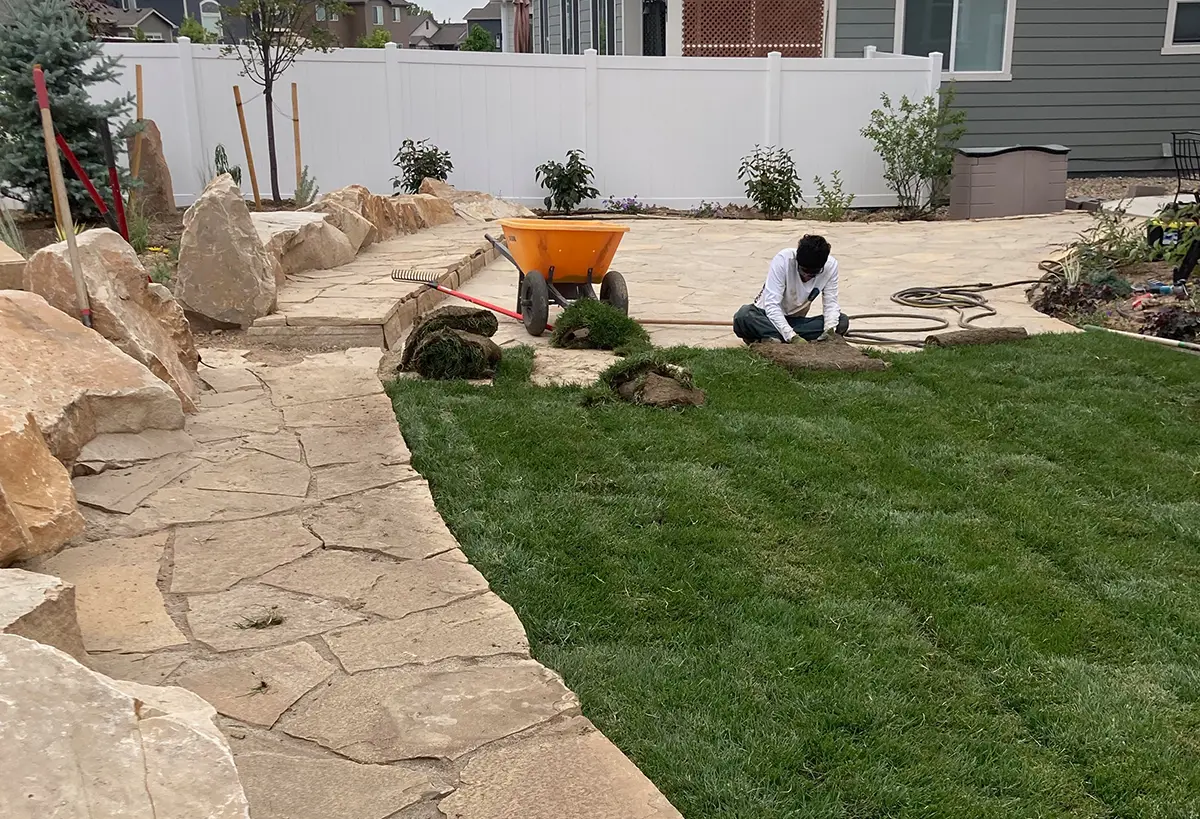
left=924, top=327, right=1029, bottom=347
left=401, top=306, right=499, bottom=371
left=410, top=328, right=502, bottom=380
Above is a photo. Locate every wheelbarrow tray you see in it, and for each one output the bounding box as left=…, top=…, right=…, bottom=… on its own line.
left=498, top=218, right=629, bottom=285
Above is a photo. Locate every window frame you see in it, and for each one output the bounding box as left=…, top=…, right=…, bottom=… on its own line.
left=1164, top=0, right=1200, bottom=54
left=893, top=0, right=1017, bottom=82
left=373, top=5, right=384, bottom=25
left=394, top=6, right=403, bottom=22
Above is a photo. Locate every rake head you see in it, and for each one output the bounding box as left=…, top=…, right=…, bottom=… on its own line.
left=391, top=268, right=442, bottom=284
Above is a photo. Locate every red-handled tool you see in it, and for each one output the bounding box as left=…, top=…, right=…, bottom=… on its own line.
left=391, top=268, right=555, bottom=330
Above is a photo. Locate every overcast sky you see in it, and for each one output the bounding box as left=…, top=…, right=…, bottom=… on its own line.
left=422, top=0, right=485, bottom=23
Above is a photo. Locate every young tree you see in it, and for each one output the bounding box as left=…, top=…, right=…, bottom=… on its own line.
left=0, top=0, right=132, bottom=215
left=356, top=28, right=391, bottom=47
left=179, top=16, right=217, bottom=44
left=460, top=23, right=497, bottom=52
left=222, top=0, right=350, bottom=204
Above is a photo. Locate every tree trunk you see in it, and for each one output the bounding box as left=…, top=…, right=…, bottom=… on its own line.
left=264, top=83, right=281, bottom=204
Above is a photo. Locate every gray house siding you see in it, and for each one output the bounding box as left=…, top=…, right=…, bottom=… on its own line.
left=534, top=0, right=626, bottom=53
left=833, top=0, right=1200, bottom=175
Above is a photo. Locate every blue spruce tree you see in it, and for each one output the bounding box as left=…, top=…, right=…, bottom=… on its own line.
left=0, top=0, right=132, bottom=216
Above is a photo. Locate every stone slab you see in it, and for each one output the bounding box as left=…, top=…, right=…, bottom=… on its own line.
left=170, top=515, right=322, bottom=593
left=361, top=558, right=489, bottom=619
left=323, top=593, right=528, bottom=673
left=279, top=659, right=578, bottom=762
left=86, top=651, right=189, bottom=686
left=258, top=549, right=390, bottom=603
left=439, top=718, right=684, bottom=819
left=0, top=410, right=84, bottom=564
left=199, top=366, right=262, bottom=393
left=304, top=483, right=461, bottom=559
left=186, top=585, right=364, bottom=652
left=0, top=568, right=86, bottom=660
left=74, top=429, right=196, bottom=476
left=72, top=455, right=196, bottom=514
left=255, top=361, right=383, bottom=407
left=31, top=532, right=187, bottom=653
left=182, top=451, right=311, bottom=498
left=173, top=642, right=336, bottom=727
left=311, top=463, right=416, bottom=500
left=281, top=394, right=397, bottom=428
left=233, top=752, right=439, bottom=819
left=296, top=425, right=411, bottom=468
left=185, top=399, right=284, bottom=443
left=0, top=239, right=24, bottom=290
left=82, top=488, right=307, bottom=541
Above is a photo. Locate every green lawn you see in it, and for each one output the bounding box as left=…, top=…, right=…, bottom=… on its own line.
left=387, top=334, right=1200, bottom=819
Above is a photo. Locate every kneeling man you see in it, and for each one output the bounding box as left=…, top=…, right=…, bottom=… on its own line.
left=732, top=234, right=849, bottom=344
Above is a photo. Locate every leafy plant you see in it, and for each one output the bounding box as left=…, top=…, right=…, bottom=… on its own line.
left=460, top=23, right=498, bottom=51
left=132, top=26, right=147, bottom=41
left=860, top=85, right=967, bottom=218
left=1142, top=306, right=1200, bottom=342
left=222, top=0, right=351, bottom=204
left=54, top=221, right=84, bottom=242
left=125, top=199, right=150, bottom=254
left=147, top=257, right=172, bottom=285
left=295, top=165, right=319, bottom=207
left=392, top=138, right=453, bottom=194
left=356, top=27, right=391, bottom=47
left=1066, top=207, right=1152, bottom=276
left=811, top=171, right=855, bottom=222
left=603, top=195, right=646, bottom=214
left=737, top=146, right=802, bottom=219
left=689, top=200, right=719, bottom=218
left=214, top=144, right=242, bottom=187
left=536, top=150, right=599, bottom=214
left=179, top=16, right=217, bottom=44
left=550, top=298, right=650, bottom=352
left=0, top=200, right=25, bottom=256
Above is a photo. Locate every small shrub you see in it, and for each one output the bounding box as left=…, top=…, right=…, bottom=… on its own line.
left=550, top=298, right=650, bottom=352
left=126, top=200, right=150, bottom=254
left=737, top=146, right=802, bottom=219
left=179, top=16, right=216, bottom=44
left=147, top=257, right=172, bottom=285
left=0, top=201, right=25, bottom=256
left=536, top=150, right=599, bottom=214
left=860, top=85, right=967, bottom=218
left=295, top=165, right=319, bottom=207
left=1143, top=306, right=1200, bottom=342
left=214, top=144, right=242, bottom=187
left=811, top=171, right=855, bottom=221
left=393, top=138, right=453, bottom=195
left=603, top=195, right=646, bottom=214
left=1067, top=208, right=1153, bottom=275
left=689, top=200, right=718, bottom=218
left=356, top=27, right=391, bottom=47
left=461, top=23, right=498, bottom=52
left=133, top=26, right=147, bottom=42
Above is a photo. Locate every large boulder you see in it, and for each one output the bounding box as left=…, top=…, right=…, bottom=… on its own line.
left=0, top=569, right=86, bottom=660
left=418, top=177, right=534, bottom=222
left=321, top=185, right=458, bottom=242
left=251, top=211, right=356, bottom=285
left=127, top=120, right=176, bottom=218
left=0, top=239, right=24, bottom=290
left=25, top=229, right=200, bottom=413
left=175, top=174, right=276, bottom=328
left=0, top=290, right=184, bottom=464
left=0, top=634, right=251, bottom=819
left=300, top=199, right=376, bottom=253
left=394, top=193, right=457, bottom=229
left=0, top=411, right=84, bottom=565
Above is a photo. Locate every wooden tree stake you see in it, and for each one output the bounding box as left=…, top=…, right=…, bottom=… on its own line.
left=233, top=85, right=262, bottom=211
left=292, top=82, right=302, bottom=192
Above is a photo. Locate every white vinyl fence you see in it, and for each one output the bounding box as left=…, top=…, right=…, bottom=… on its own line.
left=93, top=41, right=942, bottom=209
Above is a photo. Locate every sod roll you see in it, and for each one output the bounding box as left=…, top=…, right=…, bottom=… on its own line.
left=924, top=327, right=1029, bottom=347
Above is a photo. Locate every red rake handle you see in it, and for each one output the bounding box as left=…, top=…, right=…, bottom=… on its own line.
left=431, top=283, right=554, bottom=330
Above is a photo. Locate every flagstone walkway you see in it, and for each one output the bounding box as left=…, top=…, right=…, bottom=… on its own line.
left=28, top=346, right=681, bottom=819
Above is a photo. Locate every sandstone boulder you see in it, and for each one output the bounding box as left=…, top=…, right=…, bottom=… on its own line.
left=25, top=229, right=200, bottom=412
left=322, top=184, right=457, bottom=242
left=175, top=174, right=276, bottom=328
left=251, top=211, right=356, bottom=285
left=300, top=200, right=375, bottom=253
left=418, top=177, right=534, bottom=222
left=127, top=120, right=176, bottom=218
left=0, top=634, right=250, bottom=819
left=0, top=569, right=86, bottom=660
left=0, top=411, right=84, bottom=565
left=0, top=239, right=24, bottom=290
left=395, top=193, right=457, bottom=229
left=0, top=290, right=184, bottom=464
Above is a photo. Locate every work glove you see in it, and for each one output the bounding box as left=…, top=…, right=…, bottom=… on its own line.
left=817, top=327, right=837, bottom=342
left=787, top=335, right=808, bottom=345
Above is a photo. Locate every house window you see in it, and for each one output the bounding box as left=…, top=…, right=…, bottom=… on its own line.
left=591, top=0, right=616, bottom=53
left=316, top=6, right=327, bottom=21
left=1165, top=0, right=1200, bottom=53
left=897, top=0, right=1013, bottom=76
left=200, top=0, right=221, bottom=35
left=393, top=6, right=403, bottom=21
left=373, top=5, right=384, bottom=25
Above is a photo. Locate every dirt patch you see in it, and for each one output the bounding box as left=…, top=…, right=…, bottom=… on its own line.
left=753, top=338, right=889, bottom=373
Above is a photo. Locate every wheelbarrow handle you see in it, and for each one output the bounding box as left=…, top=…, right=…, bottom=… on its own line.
left=484, top=233, right=523, bottom=276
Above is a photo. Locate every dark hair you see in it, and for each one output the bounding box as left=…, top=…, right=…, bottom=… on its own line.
left=796, top=235, right=831, bottom=271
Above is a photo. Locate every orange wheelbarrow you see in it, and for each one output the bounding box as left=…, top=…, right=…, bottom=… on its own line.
left=485, top=218, right=631, bottom=337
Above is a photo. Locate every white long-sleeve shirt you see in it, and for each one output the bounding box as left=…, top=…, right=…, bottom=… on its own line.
left=753, top=249, right=841, bottom=342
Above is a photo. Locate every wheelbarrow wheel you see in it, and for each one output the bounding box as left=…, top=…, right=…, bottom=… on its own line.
left=521, top=270, right=550, bottom=336
left=600, top=270, right=629, bottom=314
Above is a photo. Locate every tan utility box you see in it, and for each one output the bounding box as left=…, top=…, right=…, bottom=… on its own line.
left=948, top=145, right=1069, bottom=220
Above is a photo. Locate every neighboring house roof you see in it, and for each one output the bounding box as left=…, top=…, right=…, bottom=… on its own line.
left=431, top=21, right=466, bottom=46
left=112, top=8, right=177, bottom=29
left=465, top=0, right=501, bottom=21
left=344, top=0, right=411, bottom=5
